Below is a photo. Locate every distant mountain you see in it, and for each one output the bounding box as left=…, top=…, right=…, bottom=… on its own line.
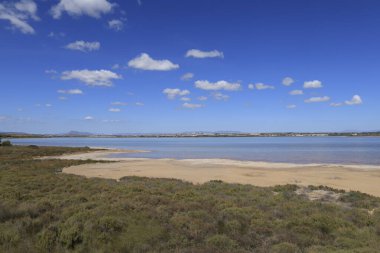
left=63, top=131, right=95, bottom=136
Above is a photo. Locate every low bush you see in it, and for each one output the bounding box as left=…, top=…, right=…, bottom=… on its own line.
left=0, top=146, right=380, bottom=252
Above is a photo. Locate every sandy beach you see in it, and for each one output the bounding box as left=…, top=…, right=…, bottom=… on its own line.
left=57, top=149, right=380, bottom=197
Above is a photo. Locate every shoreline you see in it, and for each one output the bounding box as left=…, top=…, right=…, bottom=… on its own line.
left=53, top=149, right=380, bottom=197
left=56, top=148, right=380, bottom=170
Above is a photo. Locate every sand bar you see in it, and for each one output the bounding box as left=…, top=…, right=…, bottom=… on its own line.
left=56, top=149, right=380, bottom=197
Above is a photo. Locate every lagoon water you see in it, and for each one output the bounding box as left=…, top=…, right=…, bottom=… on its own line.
left=9, top=137, right=380, bottom=165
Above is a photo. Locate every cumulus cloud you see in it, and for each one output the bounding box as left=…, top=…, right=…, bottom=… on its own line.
left=254, top=83, right=275, bottom=90
left=197, top=96, right=208, bottom=101
left=0, top=0, right=39, bottom=34
left=304, top=96, right=330, bottom=103
left=183, top=102, right=203, bottom=109
left=248, top=84, right=255, bottom=90
left=135, top=102, right=144, bottom=106
left=195, top=80, right=240, bottom=91
left=108, top=108, right=121, bottom=112
left=163, top=88, right=190, bottom=99
left=282, top=77, right=294, bottom=86
left=304, top=80, right=323, bottom=89
left=180, top=97, right=191, bottom=101
left=111, top=101, right=127, bottom=106
left=345, top=95, right=362, bottom=105
left=108, top=19, right=123, bottom=31
left=289, top=89, right=303, bottom=95
left=61, top=69, right=121, bottom=87
left=84, top=116, right=94, bottom=120
left=58, top=96, right=67, bottom=100
left=57, top=89, right=83, bottom=94
left=65, top=41, right=100, bottom=52
left=330, top=102, right=343, bottom=107
left=51, top=0, right=114, bottom=19
left=128, top=53, right=179, bottom=71
left=185, top=49, right=224, bottom=59
left=212, top=92, right=229, bottom=101
left=286, top=104, right=296, bottom=109
left=45, top=103, right=52, bottom=107
left=181, top=72, right=194, bottom=81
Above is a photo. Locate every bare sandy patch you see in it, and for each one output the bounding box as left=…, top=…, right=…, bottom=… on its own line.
left=57, top=149, right=380, bottom=197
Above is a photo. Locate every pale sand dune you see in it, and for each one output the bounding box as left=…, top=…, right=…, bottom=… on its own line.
left=57, top=150, right=380, bottom=197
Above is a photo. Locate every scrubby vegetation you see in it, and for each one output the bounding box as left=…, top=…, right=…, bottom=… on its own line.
left=0, top=140, right=12, bottom=146
left=1, top=146, right=380, bottom=252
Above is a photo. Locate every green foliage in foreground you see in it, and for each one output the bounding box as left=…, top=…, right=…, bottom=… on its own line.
left=1, top=146, right=380, bottom=252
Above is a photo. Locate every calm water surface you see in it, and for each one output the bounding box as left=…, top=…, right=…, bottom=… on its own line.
left=9, top=137, right=380, bottom=165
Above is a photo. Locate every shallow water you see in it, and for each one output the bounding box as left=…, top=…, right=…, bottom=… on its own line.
left=9, top=137, right=380, bottom=165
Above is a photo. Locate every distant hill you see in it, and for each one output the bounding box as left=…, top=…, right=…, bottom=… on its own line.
left=63, top=131, right=95, bottom=136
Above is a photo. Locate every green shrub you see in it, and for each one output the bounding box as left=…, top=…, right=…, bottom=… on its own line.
left=205, top=234, right=238, bottom=251
left=271, top=242, right=300, bottom=253
left=37, top=226, right=58, bottom=252
left=1, top=141, right=12, bottom=147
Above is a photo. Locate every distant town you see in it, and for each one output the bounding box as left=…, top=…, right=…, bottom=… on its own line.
left=1, top=131, right=380, bottom=139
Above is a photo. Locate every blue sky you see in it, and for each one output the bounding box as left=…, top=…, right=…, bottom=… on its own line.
left=0, top=0, right=379, bottom=134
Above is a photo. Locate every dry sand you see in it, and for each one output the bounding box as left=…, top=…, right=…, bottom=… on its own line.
left=56, top=149, right=380, bottom=197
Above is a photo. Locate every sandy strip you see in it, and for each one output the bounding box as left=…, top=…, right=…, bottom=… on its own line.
left=58, top=150, right=380, bottom=197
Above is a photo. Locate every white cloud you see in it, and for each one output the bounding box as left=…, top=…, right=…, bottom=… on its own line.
left=304, top=80, right=323, bottom=89
left=108, top=108, right=121, bottom=112
left=61, top=69, right=121, bottom=87
left=197, top=96, right=208, bottom=101
left=65, top=41, right=100, bottom=52
left=345, top=95, right=362, bottom=105
left=304, top=96, right=330, bottom=103
left=181, top=72, right=194, bottom=81
left=108, top=19, right=123, bottom=31
left=248, top=84, right=255, bottom=90
left=212, top=92, right=229, bottom=101
left=180, top=97, right=191, bottom=101
left=282, top=77, right=294, bottom=86
left=48, top=31, right=65, bottom=38
left=135, top=102, right=144, bottom=106
left=185, top=49, right=224, bottom=59
left=330, top=102, right=343, bottom=107
left=183, top=102, right=203, bottom=109
left=255, top=83, right=274, bottom=90
left=0, top=116, right=8, bottom=122
left=111, top=64, right=120, bottom=69
left=128, top=53, right=179, bottom=71
left=163, top=88, right=190, bottom=99
left=195, top=80, right=240, bottom=91
left=84, top=116, right=94, bottom=120
left=289, top=89, right=303, bottom=95
left=45, top=103, right=52, bottom=107
left=51, top=0, right=114, bottom=19
left=57, top=89, right=83, bottom=94
left=111, top=101, right=127, bottom=106
left=45, top=69, right=57, bottom=74
left=286, top=104, right=297, bottom=109
left=58, top=96, right=67, bottom=100
left=0, top=0, right=39, bottom=34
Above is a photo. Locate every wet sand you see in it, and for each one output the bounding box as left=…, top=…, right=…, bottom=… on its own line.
left=56, top=149, right=380, bottom=197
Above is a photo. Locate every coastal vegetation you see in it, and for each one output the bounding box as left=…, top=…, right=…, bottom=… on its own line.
left=1, top=145, right=380, bottom=252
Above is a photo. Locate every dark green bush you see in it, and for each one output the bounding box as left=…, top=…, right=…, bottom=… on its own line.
left=1, top=141, right=12, bottom=147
